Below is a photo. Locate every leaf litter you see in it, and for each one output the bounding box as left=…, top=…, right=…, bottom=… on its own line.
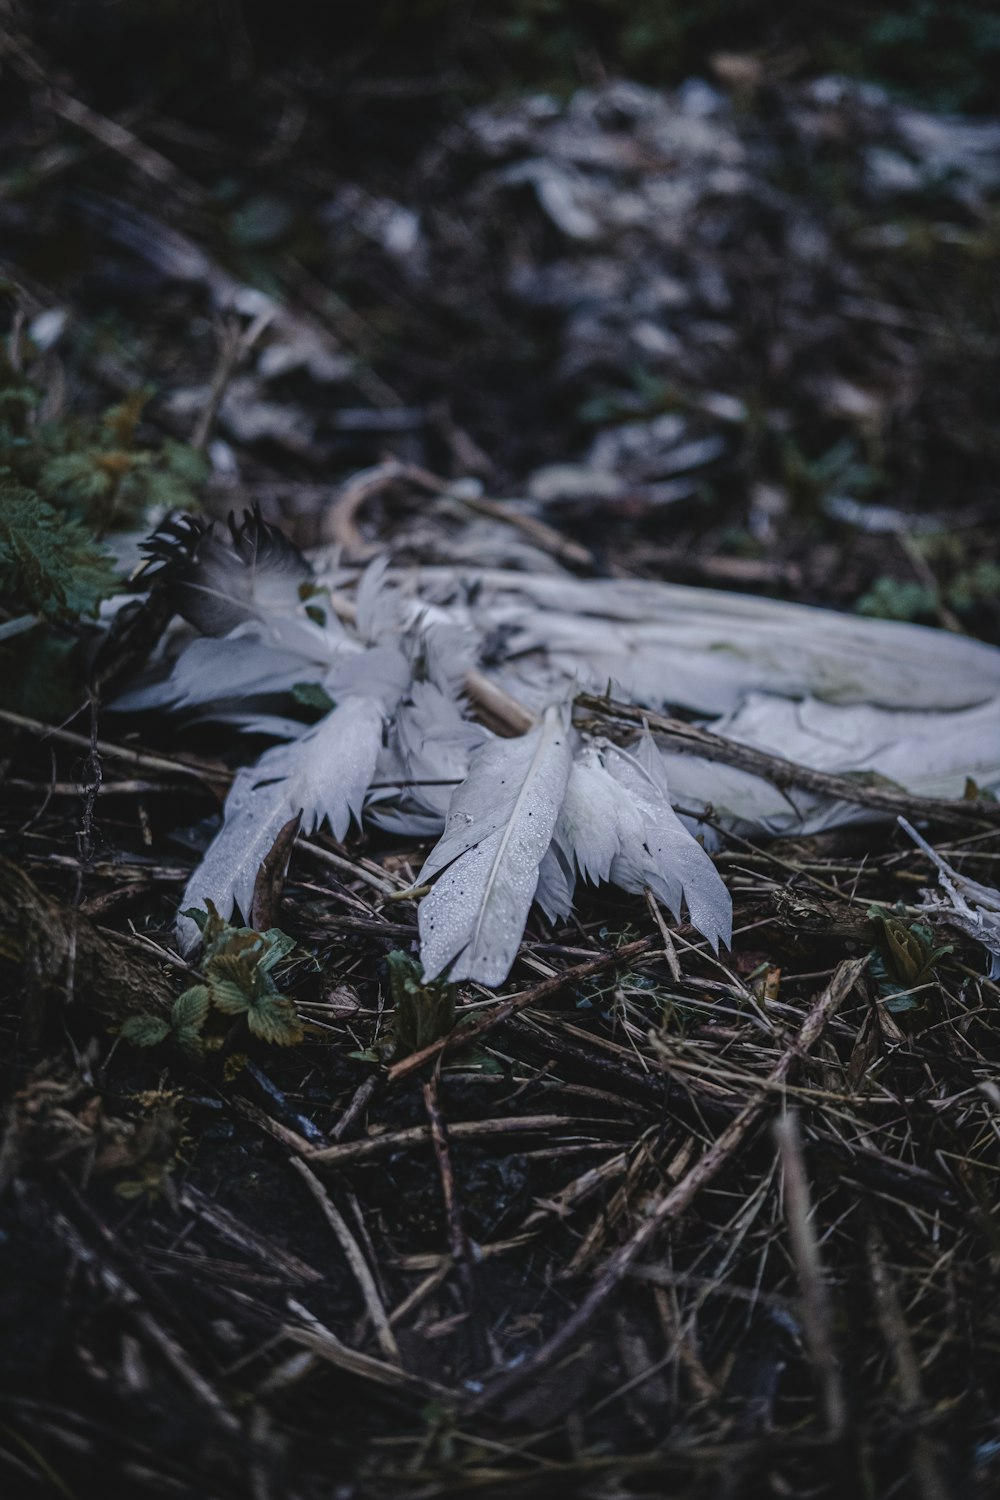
left=2, top=22, right=1000, bottom=1500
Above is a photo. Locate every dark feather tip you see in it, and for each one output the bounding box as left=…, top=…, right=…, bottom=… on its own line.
left=137, top=507, right=313, bottom=636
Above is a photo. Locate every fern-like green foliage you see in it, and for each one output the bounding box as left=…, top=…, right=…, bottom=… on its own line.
left=1, top=377, right=208, bottom=532
left=121, top=903, right=304, bottom=1058
left=0, top=362, right=207, bottom=718
left=0, top=484, right=121, bottom=717
left=0, top=486, right=120, bottom=620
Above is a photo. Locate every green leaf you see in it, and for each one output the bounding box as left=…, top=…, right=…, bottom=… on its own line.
left=855, top=578, right=935, bottom=623
left=0, top=630, right=80, bottom=718
left=174, top=1026, right=207, bottom=1060
left=387, top=950, right=456, bottom=1058
left=172, top=985, right=211, bottom=1031
left=209, top=976, right=254, bottom=1015
left=161, top=439, right=211, bottom=487
left=178, top=906, right=303, bottom=1048
left=180, top=904, right=211, bottom=935
left=120, top=1013, right=172, bottom=1048
left=39, top=450, right=119, bottom=504
left=257, top=928, right=297, bottom=972
left=292, top=681, right=335, bottom=713
left=247, top=996, right=304, bottom=1046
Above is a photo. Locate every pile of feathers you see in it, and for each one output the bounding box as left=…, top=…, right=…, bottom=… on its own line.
left=110, top=510, right=1000, bottom=987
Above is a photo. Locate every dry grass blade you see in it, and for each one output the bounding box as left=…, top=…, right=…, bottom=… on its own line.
left=468, top=955, right=868, bottom=1413
left=386, top=936, right=657, bottom=1083
left=283, top=1299, right=457, bottom=1404
left=288, top=1157, right=401, bottom=1363
left=774, top=1111, right=847, bottom=1440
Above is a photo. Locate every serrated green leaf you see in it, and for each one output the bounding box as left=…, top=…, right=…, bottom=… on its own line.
left=121, top=1013, right=172, bottom=1048
left=387, top=949, right=456, bottom=1059
left=247, top=996, right=304, bottom=1045
left=177, top=905, right=304, bottom=1048
left=174, top=1026, right=207, bottom=1060
left=209, top=976, right=254, bottom=1015
left=257, top=929, right=296, bottom=972
left=172, top=985, right=211, bottom=1030
left=39, top=450, right=118, bottom=503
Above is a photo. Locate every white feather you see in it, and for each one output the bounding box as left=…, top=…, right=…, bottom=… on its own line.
left=555, top=745, right=627, bottom=885
left=402, top=567, right=1000, bottom=714
left=604, top=733, right=732, bottom=950
left=535, top=841, right=576, bottom=923
left=658, top=691, right=1000, bottom=841
left=367, top=681, right=490, bottom=836
left=177, top=695, right=385, bottom=951
left=900, top=817, right=1000, bottom=979
left=552, top=733, right=732, bottom=950
left=354, top=554, right=405, bottom=645
left=113, top=633, right=318, bottom=713
left=713, top=692, right=1000, bottom=799
left=322, top=644, right=412, bottom=708
left=418, top=704, right=573, bottom=985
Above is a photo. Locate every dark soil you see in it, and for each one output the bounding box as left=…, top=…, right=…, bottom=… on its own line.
left=2, top=6, right=1000, bottom=1498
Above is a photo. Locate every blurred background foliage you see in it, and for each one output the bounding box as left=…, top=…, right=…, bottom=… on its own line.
left=2, top=0, right=998, bottom=656
left=15, top=1, right=1000, bottom=119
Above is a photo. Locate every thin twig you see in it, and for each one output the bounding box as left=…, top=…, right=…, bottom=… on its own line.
left=423, top=1076, right=490, bottom=1364
left=0, top=707, right=226, bottom=784
left=577, top=693, right=1000, bottom=825
left=288, top=1157, right=401, bottom=1363
left=774, top=1111, right=847, bottom=1439
left=386, top=936, right=658, bottom=1083
left=867, top=1224, right=953, bottom=1500
left=284, top=1299, right=454, bottom=1404
left=192, top=305, right=275, bottom=453
left=304, top=1114, right=616, bottom=1168
left=466, top=955, right=868, bottom=1412
left=331, top=1074, right=381, bottom=1141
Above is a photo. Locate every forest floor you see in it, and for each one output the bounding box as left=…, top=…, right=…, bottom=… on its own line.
left=2, top=8, right=1000, bottom=1498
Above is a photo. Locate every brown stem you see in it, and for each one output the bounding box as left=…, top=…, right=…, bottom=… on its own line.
left=577, top=693, right=1000, bottom=826
left=465, top=954, right=868, bottom=1414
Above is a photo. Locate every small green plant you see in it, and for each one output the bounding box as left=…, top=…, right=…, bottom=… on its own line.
left=0, top=485, right=120, bottom=623
left=856, top=538, right=1000, bottom=623
left=868, top=905, right=952, bottom=1012
left=0, top=361, right=207, bottom=717
left=387, top=950, right=456, bottom=1058
left=121, top=903, right=304, bottom=1058
left=1, top=375, right=208, bottom=533
left=855, top=578, right=936, bottom=623
left=0, top=484, right=121, bottom=717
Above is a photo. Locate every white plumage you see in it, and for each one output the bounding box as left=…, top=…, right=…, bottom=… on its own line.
left=418, top=704, right=573, bottom=986
left=114, top=512, right=1000, bottom=985
left=177, top=694, right=385, bottom=952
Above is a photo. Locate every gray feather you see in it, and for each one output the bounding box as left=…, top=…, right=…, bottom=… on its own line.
left=554, top=732, right=732, bottom=951
left=402, top=567, right=1000, bottom=714
left=367, top=681, right=490, bottom=836
left=418, top=704, right=573, bottom=985
left=535, top=841, right=576, bottom=923
left=900, top=816, right=1000, bottom=979
left=113, top=633, right=318, bottom=713
left=178, top=695, right=385, bottom=951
